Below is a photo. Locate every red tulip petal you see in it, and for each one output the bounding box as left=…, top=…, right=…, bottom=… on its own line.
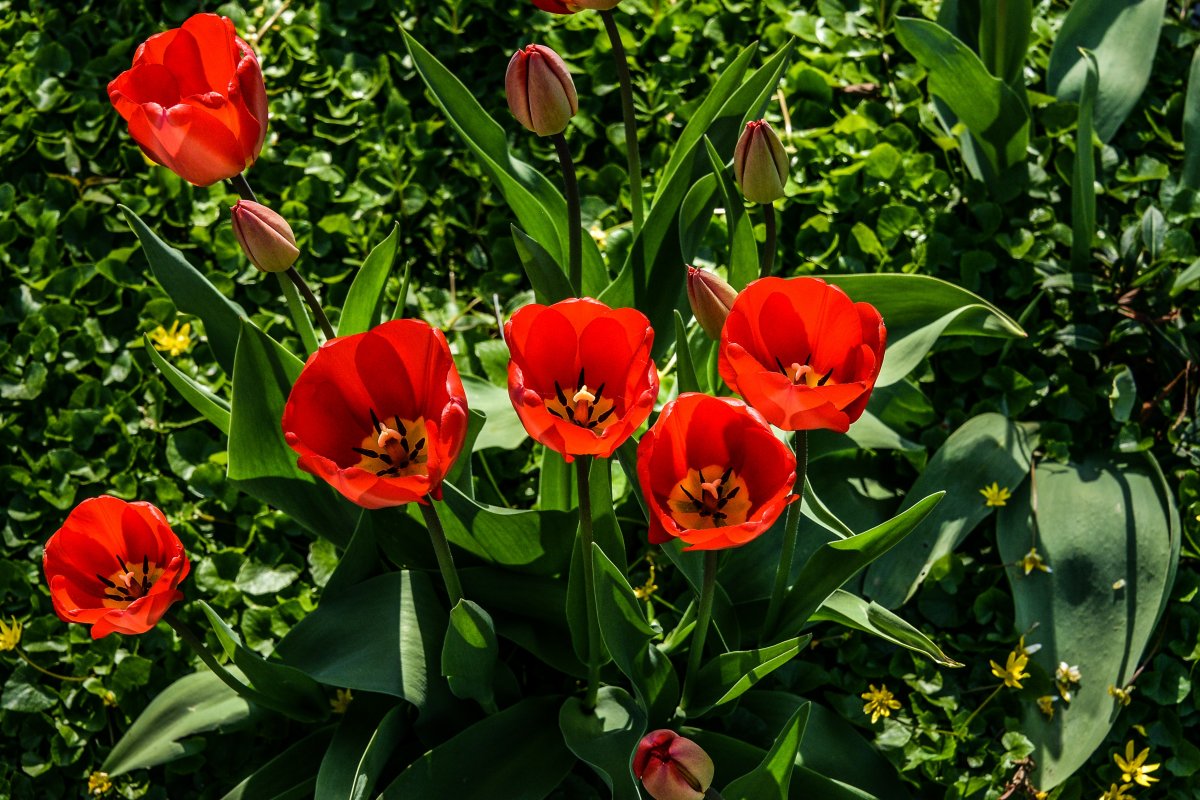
left=125, top=101, right=246, bottom=185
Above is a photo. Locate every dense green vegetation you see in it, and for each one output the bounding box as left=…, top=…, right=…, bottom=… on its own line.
left=2, top=0, right=1198, bottom=798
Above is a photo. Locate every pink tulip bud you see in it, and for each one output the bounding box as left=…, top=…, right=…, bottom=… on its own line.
left=686, top=266, right=738, bottom=340
left=734, top=120, right=788, bottom=204
left=506, top=44, right=578, bottom=137
left=231, top=200, right=299, bottom=273
left=633, top=730, right=715, bottom=800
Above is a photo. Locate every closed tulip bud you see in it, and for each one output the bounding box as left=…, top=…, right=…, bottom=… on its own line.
left=506, top=44, right=578, bottom=137
left=686, top=266, right=737, bottom=340
left=231, top=200, right=299, bottom=273
left=533, top=0, right=623, bottom=10
left=734, top=120, right=788, bottom=204
left=634, top=730, right=715, bottom=800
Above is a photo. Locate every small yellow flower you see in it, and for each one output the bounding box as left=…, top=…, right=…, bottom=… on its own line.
left=860, top=683, right=902, bottom=724
left=1037, top=695, right=1056, bottom=719
left=1020, top=547, right=1052, bottom=575
left=589, top=225, right=608, bottom=249
left=633, top=557, right=659, bottom=601
left=1114, top=740, right=1160, bottom=787
left=1098, top=784, right=1135, bottom=800
left=980, top=482, right=1012, bottom=507
left=88, top=771, right=112, bottom=796
left=0, top=617, right=22, bottom=651
left=330, top=688, right=353, bottom=714
left=148, top=321, right=192, bottom=357
left=101, top=690, right=118, bottom=708
left=1108, top=684, right=1135, bottom=706
left=1034, top=792, right=1048, bottom=800
left=991, top=642, right=1031, bottom=689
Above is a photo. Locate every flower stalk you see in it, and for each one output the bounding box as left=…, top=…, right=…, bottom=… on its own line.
left=761, top=205, right=777, bottom=278
left=552, top=132, right=583, bottom=294
left=600, top=9, right=644, bottom=234
left=682, top=550, right=719, bottom=712
left=419, top=498, right=465, bottom=606
left=762, top=431, right=808, bottom=641
left=576, top=456, right=603, bottom=712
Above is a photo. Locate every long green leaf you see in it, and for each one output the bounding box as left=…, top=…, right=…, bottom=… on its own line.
left=315, top=697, right=407, bottom=800
left=1071, top=49, right=1099, bottom=270
left=720, top=704, right=808, bottom=800
left=687, top=636, right=809, bottom=717
left=339, top=223, right=400, bottom=336
left=978, top=0, right=1032, bottom=88
left=438, top=481, right=574, bottom=575
left=511, top=225, right=575, bottom=304
left=812, top=590, right=962, bottom=667
left=220, top=729, right=332, bottom=800
left=1183, top=45, right=1200, bottom=190
left=143, top=336, right=231, bottom=434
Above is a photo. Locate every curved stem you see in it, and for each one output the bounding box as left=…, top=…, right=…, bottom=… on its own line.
left=960, top=684, right=1004, bottom=732
left=762, top=431, right=809, bottom=641
left=15, top=648, right=87, bottom=682
left=164, top=612, right=264, bottom=702
left=229, top=172, right=258, bottom=203
left=600, top=9, right=644, bottom=235
left=760, top=204, right=777, bottom=278
left=682, top=550, right=719, bottom=712
left=420, top=498, right=464, bottom=606
left=576, top=456, right=602, bottom=712
left=552, top=132, right=583, bottom=295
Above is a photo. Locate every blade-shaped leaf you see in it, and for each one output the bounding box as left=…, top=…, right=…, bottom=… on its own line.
left=315, top=696, right=407, bottom=800
left=512, top=225, right=575, bottom=304
left=441, top=599, right=499, bottom=710
left=1184, top=46, right=1200, bottom=191
left=220, top=728, right=332, bottom=800
left=811, top=590, right=962, bottom=667
left=143, top=336, right=230, bottom=434
left=720, top=703, right=808, bottom=800
left=686, top=637, right=809, bottom=718
left=339, top=223, right=400, bottom=336
left=1071, top=49, right=1099, bottom=270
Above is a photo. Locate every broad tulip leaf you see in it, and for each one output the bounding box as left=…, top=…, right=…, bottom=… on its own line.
left=720, top=703, right=808, bottom=800
left=1071, top=50, right=1099, bottom=269
left=1184, top=46, right=1200, bottom=191
left=339, top=223, right=400, bottom=336
left=227, top=320, right=358, bottom=545
left=378, top=696, right=574, bottom=799
left=441, top=599, right=499, bottom=709
left=559, top=687, right=647, bottom=800
left=121, top=205, right=246, bottom=374
left=770, top=493, right=944, bottom=641
left=315, top=696, right=407, bottom=800
left=103, top=670, right=251, bottom=776
left=978, top=0, right=1032, bottom=88
left=674, top=311, right=701, bottom=394
left=1047, top=0, right=1168, bottom=142
left=275, top=571, right=452, bottom=716
left=197, top=601, right=329, bottom=722
left=143, top=336, right=230, bottom=434
left=997, top=454, right=1179, bottom=789
left=678, top=173, right=720, bottom=266
left=894, top=18, right=1029, bottom=178
left=401, top=31, right=606, bottom=296
left=811, top=590, right=962, bottom=667
left=863, top=414, right=1036, bottom=608
left=686, top=636, right=809, bottom=718
left=691, top=730, right=880, bottom=799
left=219, top=728, right=332, bottom=800
left=822, top=273, right=1026, bottom=386
left=511, top=225, right=575, bottom=304
left=439, top=481, right=574, bottom=575
left=460, top=374, right=528, bottom=451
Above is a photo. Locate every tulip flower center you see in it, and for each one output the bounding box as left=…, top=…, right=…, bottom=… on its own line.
left=353, top=410, right=430, bottom=478
left=668, top=465, right=752, bottom=529
left=97, top=554, right=163, bottom=608
left=776, top=355, right=834, bottom=388
left=544, top=368, right=618, bottom=432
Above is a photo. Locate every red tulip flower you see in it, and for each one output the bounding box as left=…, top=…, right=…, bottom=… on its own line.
left=506, top=298, right=658, bottom=461
left=634, top=729, right=715, bottom=800
left=43, top=496, right=190, bottom=639
left=637, top=394, right=796, bottom=551
left=282, top=320, right=469, bottom=508
left=108, top=13, right=268, bottom=186
left=719, top=277, right=886, bottom=433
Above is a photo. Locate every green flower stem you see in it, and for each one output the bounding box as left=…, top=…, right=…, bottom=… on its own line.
left=703, top=788, right=727, bottom=800
left=760, top=203, right=777, bottom=278
left=14, top=648, right=86, bottom=682
left=551, top=132, right=583, bottom=296
left=682, top=550, right=719, bottom=711
left=576, top=456, right=602, bottom=712
left=229, top=173, right=336, bottom=342
left=164, top=612, right=265, bottom=703
left=420, top=497, right=465, bottom=607
left=276, top=271, right=320, bottom=354
left=959, top=683, right=1004, bottom=732
left=762, top=430, right=809, bottom=641
left=600, top=9, right=644, bottom=235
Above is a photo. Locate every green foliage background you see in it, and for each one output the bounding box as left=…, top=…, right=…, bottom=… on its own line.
left=1, top=0, right=1198, bottom=797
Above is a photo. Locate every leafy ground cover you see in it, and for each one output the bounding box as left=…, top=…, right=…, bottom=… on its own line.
left=1, top=0, right=1199, bottom=798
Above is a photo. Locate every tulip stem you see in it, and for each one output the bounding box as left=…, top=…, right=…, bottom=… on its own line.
left=682, top=550, right=719, bottom=713
left=228, top=172, right=336, bottom=342
left=575, top=456, right=602, bottom=712
left=761, top=204, right=777, bottom=278
left=552, top=132, right=583, bottom=295
left=762, top=431, right=808, bottom=642
left=165, top=612, right=270, bottom=705
left=600, top=9, right=644, bottom=235
left=276, top=272, right=320, bottom=354
left=420, top=498, right=464, bottom=607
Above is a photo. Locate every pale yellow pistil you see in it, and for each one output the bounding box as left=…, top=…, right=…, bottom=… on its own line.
left=354, top=411, right=429, bottom=478
left=777, top=356, right=834, bottom=387
left=545, top=375, right=618, bottom=432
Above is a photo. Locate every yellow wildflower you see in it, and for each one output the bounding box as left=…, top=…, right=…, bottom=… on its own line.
left=88, top=771, right=112, bottom=796
left=148, top=321, right=192, bottom=357
left=1037, top=695, right=1056, bottom=719
left=1114, top=740, right=1160, bottom=787
left=633, top=557, right=658, bottom=601
left=1098, top=784, right=1135, bottom=800
left=101, top=690, right=118, bottom=708
left=991, top=640, right=1031, bottom=689
left=860, top=683, right=902, bottom=723
left=980, top=482, right=1011, bottom=507
left=0, top=617, right=22, bottom=651
left=330, top=688, right=353, bottom=714
left=1108, top=684, right=1134, bottom=706
left=1020, top=547, right=1052, bottom=575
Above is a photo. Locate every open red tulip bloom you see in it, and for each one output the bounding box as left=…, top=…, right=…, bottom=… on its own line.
left=637, top=393, right=796, bottom=551
left=507, top=298, right=658, bottom=461
left=108, top=13, right=268, bottom=186
left=719, top=277, right=886, bottom=432
left=283, top=320, right=469, bottom=509
left=44, top=496, right=190, bottom=639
